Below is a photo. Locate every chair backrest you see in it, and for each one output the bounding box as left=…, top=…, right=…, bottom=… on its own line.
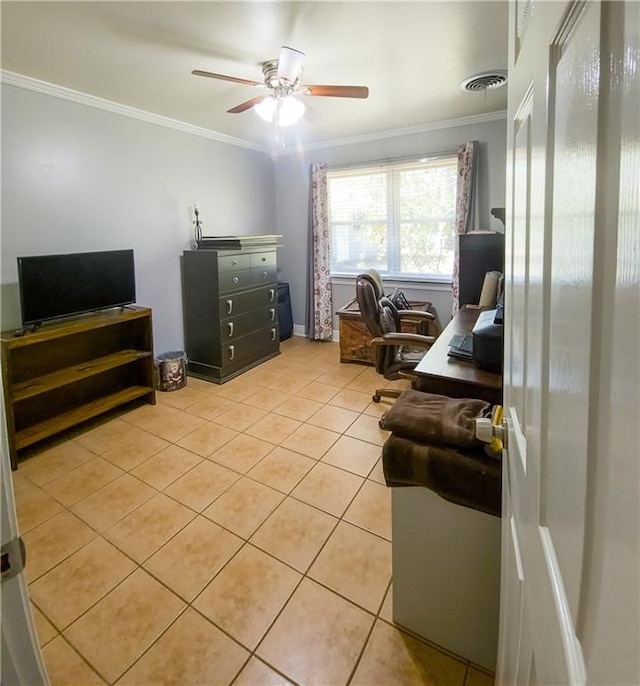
left=356, top=273, right=401, bottom=375
left=361, top=268, right=384, bottom=299
left=356, top=272, right=383, bottom=337
left=379, top=295, right=402, bottom=333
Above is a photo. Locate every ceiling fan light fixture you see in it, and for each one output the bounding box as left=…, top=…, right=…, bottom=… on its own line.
left=277, top=46, right=305, bottom=84
left=277, top=96, right=305, bottom=126
left=254, top=96, right=277, bottom=122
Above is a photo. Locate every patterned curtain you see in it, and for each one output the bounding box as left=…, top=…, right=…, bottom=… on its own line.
left=451, top=140, right=479, bottom=315
left=305, top=163, right=333, bottom=340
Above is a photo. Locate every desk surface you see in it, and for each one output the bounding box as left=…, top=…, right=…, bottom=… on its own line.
left=414, top=306, right=502, bottom=404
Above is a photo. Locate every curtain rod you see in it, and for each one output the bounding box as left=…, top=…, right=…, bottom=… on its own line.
left=328, top=149, right=459, bottom=172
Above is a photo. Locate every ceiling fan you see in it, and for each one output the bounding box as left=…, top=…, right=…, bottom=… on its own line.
left=192, top=46, right=369, bottom=126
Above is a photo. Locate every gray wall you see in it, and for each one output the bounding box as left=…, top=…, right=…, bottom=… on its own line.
left=1, top=84, right=506, bottom=346
left=274, top=117, right=507, bottom=330
left=1, top=84, right=276, bottom=352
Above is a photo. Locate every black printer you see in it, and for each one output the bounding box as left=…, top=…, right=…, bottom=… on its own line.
left=471, top=296, right=504, bottom=373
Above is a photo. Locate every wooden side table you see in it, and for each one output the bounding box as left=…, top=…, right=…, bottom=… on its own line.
left=337, top=298, right=437, bottom=365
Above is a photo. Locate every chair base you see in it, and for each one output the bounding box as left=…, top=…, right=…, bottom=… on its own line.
left=372, top=388, right=403, bottom=403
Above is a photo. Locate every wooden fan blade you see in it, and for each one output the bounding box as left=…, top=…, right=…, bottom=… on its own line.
left=301, top=85, right=369, bottom=98
left=227, top=95, right=266, bottom=114
left=192, top=70, right=262, bottom=88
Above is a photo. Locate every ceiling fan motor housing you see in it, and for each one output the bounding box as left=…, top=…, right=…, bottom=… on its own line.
left=261, top=60, right=281, bottom=88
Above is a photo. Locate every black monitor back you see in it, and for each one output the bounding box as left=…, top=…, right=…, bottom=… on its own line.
left=458, top=233, right=505, bottom=307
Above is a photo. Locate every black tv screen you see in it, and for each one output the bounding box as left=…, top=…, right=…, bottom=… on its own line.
left=17, top=249, right=136, bottom=326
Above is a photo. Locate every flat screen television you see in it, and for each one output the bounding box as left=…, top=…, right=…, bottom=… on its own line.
left=17, top=249, right=136, bottom=326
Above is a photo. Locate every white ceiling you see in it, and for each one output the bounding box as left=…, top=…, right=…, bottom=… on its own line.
left=1, top=1, right=509, bottom=150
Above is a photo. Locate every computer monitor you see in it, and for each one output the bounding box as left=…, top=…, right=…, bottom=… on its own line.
left=458, top=233, right=505, bottom=307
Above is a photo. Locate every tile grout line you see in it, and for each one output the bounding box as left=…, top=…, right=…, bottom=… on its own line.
left=18, top=343, right=456, bottom=686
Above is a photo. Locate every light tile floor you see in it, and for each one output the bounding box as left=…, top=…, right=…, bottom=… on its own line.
left=14, top=337, right=495, bottom=686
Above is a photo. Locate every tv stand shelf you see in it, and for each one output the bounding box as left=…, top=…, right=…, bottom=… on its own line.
left=13, top=350, right=152, bottom=401
left=1, top=306, right=156, bottom=469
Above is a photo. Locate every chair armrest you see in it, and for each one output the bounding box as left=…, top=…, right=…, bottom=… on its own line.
left=397, top=309, right=435, bottom=322
left=396, top=310, right=442, bottom=336
left=370, top=333, right=436, bottom=349
left=385, top=332, right=437, bottom=345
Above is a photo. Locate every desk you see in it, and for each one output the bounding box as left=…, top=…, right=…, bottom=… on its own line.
left=413, top=306, right=502, bottom=404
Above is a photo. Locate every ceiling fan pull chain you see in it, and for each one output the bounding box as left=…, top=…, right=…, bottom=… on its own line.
left=275, top=101, right=285, bottom=146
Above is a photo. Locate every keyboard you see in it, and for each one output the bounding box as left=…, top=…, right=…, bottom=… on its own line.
left=449, top=333, right=473, bottom=354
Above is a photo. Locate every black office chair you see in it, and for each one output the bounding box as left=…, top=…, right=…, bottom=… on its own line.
left=362, top=267, right=439, bottom=337
left=355, top=272, right=440, bottom=402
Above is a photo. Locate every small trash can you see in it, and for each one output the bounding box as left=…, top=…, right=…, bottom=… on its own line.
left=156, top=351, right=187, bottom=391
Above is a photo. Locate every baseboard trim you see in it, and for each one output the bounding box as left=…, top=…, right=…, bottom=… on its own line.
left=291, top=325, right=340, bottom=342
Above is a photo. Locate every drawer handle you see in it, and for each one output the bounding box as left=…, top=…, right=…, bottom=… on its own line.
left=226, top=299, right=233, bottom=315
left=261, top=256, right=266, bottom=262
left=271, top=328, right=277, bottom=342
left=228, top=322, right=234, bottom=337
left=229, top=345, right=235, bottom=361
left=233, top=276, right=239, bottom=285
left=269, top=288, right=275, bottom=302
left=232, top=259, right=238, bottom=266
left=262, top=271, right=268, bottom=278
left=270, top=308, right=275, bottom=322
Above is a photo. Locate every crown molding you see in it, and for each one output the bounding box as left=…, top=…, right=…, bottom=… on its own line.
left=2, top=70, right=506, bottom=158
left=271, top=110, right=508, bottom=157
left=1, top=70, right=271, bottom=155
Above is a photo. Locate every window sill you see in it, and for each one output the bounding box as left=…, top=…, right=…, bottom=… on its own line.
left=330, top=274, right=452, bottom=292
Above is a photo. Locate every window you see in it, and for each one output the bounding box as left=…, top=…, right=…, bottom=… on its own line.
left=327, top=156, right=457, bottom=280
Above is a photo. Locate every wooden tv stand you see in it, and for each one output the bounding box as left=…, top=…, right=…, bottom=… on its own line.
left=1, top=306, right=156, bottom=470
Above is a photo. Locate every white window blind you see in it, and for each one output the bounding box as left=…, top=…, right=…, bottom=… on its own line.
left=327, top=156, right=457, bottom=279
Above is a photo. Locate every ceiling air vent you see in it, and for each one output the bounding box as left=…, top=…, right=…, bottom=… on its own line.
left=460, top=70, right=508, bottom=93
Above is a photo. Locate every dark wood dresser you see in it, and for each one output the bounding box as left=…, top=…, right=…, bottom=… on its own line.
left=182, top=247, right=280, bottom=383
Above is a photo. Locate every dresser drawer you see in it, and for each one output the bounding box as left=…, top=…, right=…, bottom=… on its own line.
left=220, top=307, right=278, bottom=340
left=250, top=252, right=277, bottom=287
left=252, top=263, right=277, bottom=287
left=251, top=252, right=276, bottom=269
left=219, top=326, right=279, bottom=372
left=218, top=253, right=251, bottom=272
left=217, top=252, right=276, bottom=292
left=219, top=286, right=277, bottom=318
left=218, top=268, right=252, bottom=293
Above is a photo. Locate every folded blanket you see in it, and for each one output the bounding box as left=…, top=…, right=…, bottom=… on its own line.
left=382, top=434, right=501, bottom=517
left=379, top=390, right=492, bottom=448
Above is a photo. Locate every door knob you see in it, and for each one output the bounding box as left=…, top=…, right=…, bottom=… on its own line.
left=475, top=405, right=507, bottom=451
